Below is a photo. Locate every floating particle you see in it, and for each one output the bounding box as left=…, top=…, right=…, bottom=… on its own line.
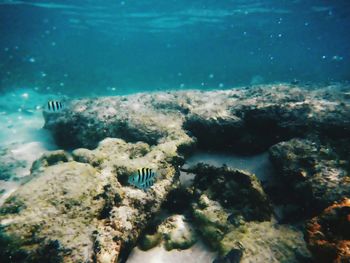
left=64, top=73, right=69, bottom=77
left=201, top=82, right=205, bottom=86
left=4, top=47, right=9, bottom=52
left=180, top=83, right=185, bottom=88
left=322, top=55, right=326, bottom=59
left=209, top=73, right=214, bottom=79
left=177, top=72, right=182, bottom=77
left=305, top=22, right=309, bottom=26
left=59, top=82, right=64, bottom=87
left=51, top=42, right=56, bottom=46
left=332, top=55, right=343, bottom=61
left=29, top=57, right=36, bottom=63
left=219, top=83, right=224, bottom=88
left=21, top=93, right=29, bottom=99
left=41, top=72, right=47, bottom=77
left=278, top=33, right=282, bottom=37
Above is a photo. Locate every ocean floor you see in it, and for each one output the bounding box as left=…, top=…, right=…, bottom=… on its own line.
left=127, top=241, right=216, bottom=263
left=0, top=88, right=58, bottom=206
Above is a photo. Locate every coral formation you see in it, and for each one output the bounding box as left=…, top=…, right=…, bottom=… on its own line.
left=306, top=198, right=350, bottom=263
left=1, top=84, right=349, bottom=262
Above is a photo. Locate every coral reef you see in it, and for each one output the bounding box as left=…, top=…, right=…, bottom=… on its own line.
left=1, top=84, right=349, bottom=262
left=306, top=198, right=350, bottom=263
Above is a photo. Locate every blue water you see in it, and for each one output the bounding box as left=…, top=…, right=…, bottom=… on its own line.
left=0, top=0, right=349, bottom=96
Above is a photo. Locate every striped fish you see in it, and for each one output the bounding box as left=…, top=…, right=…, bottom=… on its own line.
left=128, top=168, right=156, bottom=190
left=47, top=100, right=64, bottom=112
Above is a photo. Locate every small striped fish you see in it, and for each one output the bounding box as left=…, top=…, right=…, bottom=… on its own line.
left=47, top=100, right=64, bottom=112
left=128, top=168, right=156, bottom=190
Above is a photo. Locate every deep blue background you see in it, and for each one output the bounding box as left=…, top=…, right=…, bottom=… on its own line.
left=0, top=0, right=349, bottom=95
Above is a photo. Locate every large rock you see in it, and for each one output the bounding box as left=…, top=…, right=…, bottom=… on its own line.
left=188, top=165, right=310, bottom=262
left=44, top=85, right=350, bottom=154
left=0, top=136, right=193, bottom=262
left=0, top=161, right=105, bottom=262
left=306, top=198, right=350, bottom=263
left=269, top=138, right=350, bottom=213
left=190, top=164, right=272, bottom=222
left=220, top=221, right=311, bottom=262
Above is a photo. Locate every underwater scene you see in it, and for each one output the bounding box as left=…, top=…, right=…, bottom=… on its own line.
left=0, top=0, right=350, bottom=262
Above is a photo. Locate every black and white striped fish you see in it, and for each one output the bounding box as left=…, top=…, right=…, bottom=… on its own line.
left=47, top=100, right=64, bottom=112
left=128, top=168, right=156, bottom=190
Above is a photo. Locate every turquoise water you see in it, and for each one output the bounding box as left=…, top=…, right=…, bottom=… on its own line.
left=0, top=0, right=349, bottom=96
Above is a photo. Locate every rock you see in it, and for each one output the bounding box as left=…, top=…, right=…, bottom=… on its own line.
left=43, top=85, right=350, bottom=154
left=138, top=232, right=162, bottom=251
left=44, top=95, right=194, bottom=152
left=306, top=198, right=350, bottom=263
left=192, top=194, right=229, bottom=249
left=0, top=136, right=189, bottom=262
left=0, top=161, right=106, bottom=263
left=269, top=138, right=350, bottom=214
left=190, top=164, right=272, bottom=222
left=213, top=249, right=243, bottom=263
left=219, top=221, right=311, bottom=262
left=30, top=150, right=71, bottom=173
left=158, top=215, right=197, bottom=251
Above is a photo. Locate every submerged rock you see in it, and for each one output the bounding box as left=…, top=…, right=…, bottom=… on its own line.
left=306, top=198, right=350, bottom=263
left=269, top=138, right=350, bottom=214
left=0, top=161, right=105, bottom=262
left=0, top=136, right=193, bottom=262
left=139, top=214, right=197, bottom=251
left=188, top=164, right=311, bottom=262
left=220, top=221, right=311, bottom=262
left=192, top=194, right=230, bottom=249
left=190, top=164, right=272, bottom=222
left=44, top=85, right=350, bottom=154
